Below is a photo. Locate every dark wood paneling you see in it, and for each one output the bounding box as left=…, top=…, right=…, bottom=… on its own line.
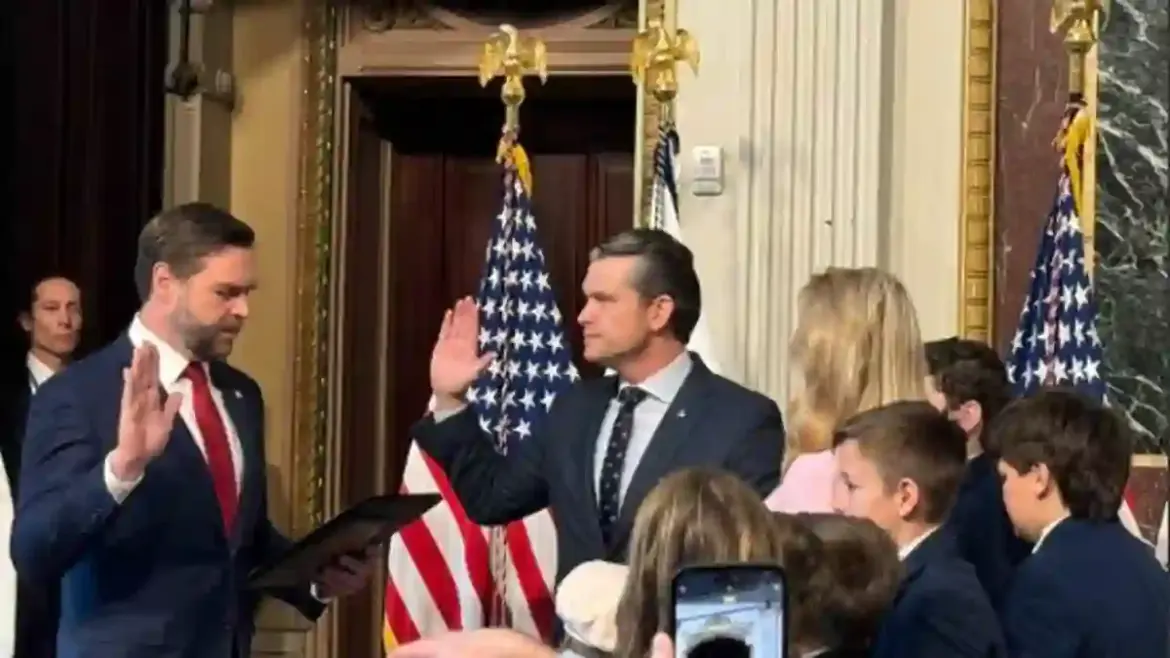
left=335, top=102, right=390, bottom=658
left=992, top=0, right=1069, bottom=349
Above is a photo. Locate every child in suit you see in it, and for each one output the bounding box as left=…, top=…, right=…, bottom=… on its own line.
left=831, top=401, right=1005, bottom=658
left=925, top=337, right=1031, bottom=608
left=992, top=389, right=1170, bottom=658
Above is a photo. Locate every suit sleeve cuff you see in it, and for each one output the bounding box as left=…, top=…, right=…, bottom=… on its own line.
left=103, top=452, right=144, bottom=504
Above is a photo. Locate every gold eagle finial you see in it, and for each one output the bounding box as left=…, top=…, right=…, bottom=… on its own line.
left=478, top=24, right=548, bottom=137
left=1049, top=0, right=1109, bottom=95
left=630, top=18, right=699, bottom=124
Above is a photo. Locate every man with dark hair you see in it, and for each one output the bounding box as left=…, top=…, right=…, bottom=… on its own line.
left=12, top=203, right=376, bottom=657
left=832, top=401, right=1004, bottom=658
left=3, top=274, right=83, bottom=487
left=0, top=274, right=82, bottom=658
left=924, top=336, right=1029, bottom=608
left=417, top=228, right=783, bottom=593
left=992, top=389, right=1170, bottom=658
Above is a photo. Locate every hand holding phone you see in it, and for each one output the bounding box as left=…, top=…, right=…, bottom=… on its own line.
left=670, top=564, right=787, bottom=658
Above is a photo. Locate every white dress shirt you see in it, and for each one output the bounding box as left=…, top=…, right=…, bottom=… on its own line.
left=103, top=316, right=245, bottom=502
left=897, top=525, right=940, bottom=561
left=1031, top=514, right=1070, bottom=554
left=592, top=352, right=691, bottom=506
left=26, top=352, right=55, bottom=392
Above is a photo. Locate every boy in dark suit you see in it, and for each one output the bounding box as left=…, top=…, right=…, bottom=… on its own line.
left=832, top=401, right=1005, bottom=658
left=993, top=389, right=1170, bottom=658
left=925, top=337, right=1031, bottom=608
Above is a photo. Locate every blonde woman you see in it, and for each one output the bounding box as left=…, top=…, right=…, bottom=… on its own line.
left=765, top=268, right=929, bottom=513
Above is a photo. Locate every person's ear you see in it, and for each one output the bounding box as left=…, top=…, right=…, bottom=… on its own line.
left=18, top=311, right=32, bottom=334
left=646, top=294, right=676, bottom=333
left=954, top=400, right=984, bottom=435
left=894, top=477, right=921, bottom=521
left=1032, top=463, right=1056, bottom=499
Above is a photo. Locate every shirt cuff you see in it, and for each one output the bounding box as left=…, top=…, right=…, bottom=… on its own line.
left=103, top=452, right=144, bottom=504
left=432, top=404, right=467, bottom=423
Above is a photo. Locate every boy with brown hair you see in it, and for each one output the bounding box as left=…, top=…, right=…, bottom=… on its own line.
left=992, top=389, right=1169, bottom=658
left=925, top=337, right=1030, bottom=607
left=832, top=400, right=1004, bottom=658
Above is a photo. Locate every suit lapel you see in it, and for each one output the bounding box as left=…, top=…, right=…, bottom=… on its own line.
left=607, top=362, right=713, bottom=552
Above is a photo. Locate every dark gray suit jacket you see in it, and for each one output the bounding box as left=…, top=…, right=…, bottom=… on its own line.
left=412, top=356, right=785, bottom=586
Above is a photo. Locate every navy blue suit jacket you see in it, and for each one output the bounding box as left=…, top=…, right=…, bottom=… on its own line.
left=950, top=454, right=1032, bottom=608
left=1001, top=519, right=1170, bottom=658
left=870, top=527, right=1006, bottom=658
left=10, top=336, right=324, bottom=658
left=413, top=356, right=784, bottom=587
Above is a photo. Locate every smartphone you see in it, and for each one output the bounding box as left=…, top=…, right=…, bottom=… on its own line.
left=670, top=564, right=786, bottom=658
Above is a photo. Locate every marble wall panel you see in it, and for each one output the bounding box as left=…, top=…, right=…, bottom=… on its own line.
left=1094, top=0, right=1169, bottom=455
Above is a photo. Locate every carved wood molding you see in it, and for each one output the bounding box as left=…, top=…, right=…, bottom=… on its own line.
left=958, top=0, right=996, bottom=342
left=354, top=0, right=636, bottom=33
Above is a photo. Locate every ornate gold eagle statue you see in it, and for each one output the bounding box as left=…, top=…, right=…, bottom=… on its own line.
left=1050, top=0, right=1110, bottom=44
left=478, top=24, right=549, bottom=93
left=630, top=18, right=700, bottom=101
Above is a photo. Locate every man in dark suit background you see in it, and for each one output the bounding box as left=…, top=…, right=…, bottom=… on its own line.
left=12, top=203, right=376, bottom=658
left=415, top=228, right=785, bottom=589
left=1, top=273, right=82, bottom=658
left=994, top=390, right=1170, bottom=658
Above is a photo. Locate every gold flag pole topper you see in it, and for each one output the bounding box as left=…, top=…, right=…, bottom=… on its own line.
left=630, top=17, right=700, bottom=127
left=1050, top=0, right=1109, bottom=215
left=479, top=24, right=548, bottom=194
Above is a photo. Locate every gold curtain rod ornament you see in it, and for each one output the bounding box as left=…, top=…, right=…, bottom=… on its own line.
left=1051, top=0, right=1110, bottom=97
left=630, top=18, right=700, bottom=126
left=478, top=23, right=548, bottom=164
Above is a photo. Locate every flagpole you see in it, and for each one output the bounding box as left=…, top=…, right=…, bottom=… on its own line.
left=476, top=23, right=548, bottom=630
left=631, top=18, right=699, bottom=226
left=1049, top=0, right=1108, bottom=251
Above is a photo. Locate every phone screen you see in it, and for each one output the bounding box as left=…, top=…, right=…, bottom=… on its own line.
left=671, top=565, right=785, bottom=658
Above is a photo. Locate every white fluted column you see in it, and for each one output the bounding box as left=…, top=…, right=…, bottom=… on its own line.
left=675, top=0, right=888, bottom=404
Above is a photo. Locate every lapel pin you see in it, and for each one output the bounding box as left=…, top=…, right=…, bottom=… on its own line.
left=677, top=409, right=687, bottom=418
left=233, top=390, right=242, bottom=399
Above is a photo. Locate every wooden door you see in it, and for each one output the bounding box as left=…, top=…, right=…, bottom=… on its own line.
left=387, top=150, right=634, bottom=470
left=334, top=77, right=634, bottom=658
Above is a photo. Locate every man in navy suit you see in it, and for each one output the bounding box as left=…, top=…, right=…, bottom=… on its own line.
left=925, top=337, right=1031, bottom=608
left=832, top=401, right=1005, bottom=658
left=415, top=229, right=784, bottom=588
left=993, top=389, right=1170, bottom=658
left=12, top=203, right=376, bottom=658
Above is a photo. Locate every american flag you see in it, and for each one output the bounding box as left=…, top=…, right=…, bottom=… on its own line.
left=1005, top=171, right=1103, bottom=400
left=384, top=148, right=572, bottom=650
left=649, top=124, right=722, bottom=373
left=1005, top=151, right=1165, bottom=563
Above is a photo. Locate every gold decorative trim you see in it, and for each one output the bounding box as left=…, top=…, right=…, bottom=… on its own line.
left=291, top=0, right=339, bottom=537
left=638, top=0, right=668, bottom=226
left=958, top=0, right=996, bottom=342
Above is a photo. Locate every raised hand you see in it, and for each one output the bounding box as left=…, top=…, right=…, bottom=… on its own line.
left=429, top=297, right=495, bottom=399
left=110, top=343, right=183, bottom=481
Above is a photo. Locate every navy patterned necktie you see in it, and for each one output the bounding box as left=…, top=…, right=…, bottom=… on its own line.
left=598, top=386, right=648, bottom=544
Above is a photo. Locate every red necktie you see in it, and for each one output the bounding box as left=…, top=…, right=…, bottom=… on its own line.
left=183, top=363, right=238, bottom=531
